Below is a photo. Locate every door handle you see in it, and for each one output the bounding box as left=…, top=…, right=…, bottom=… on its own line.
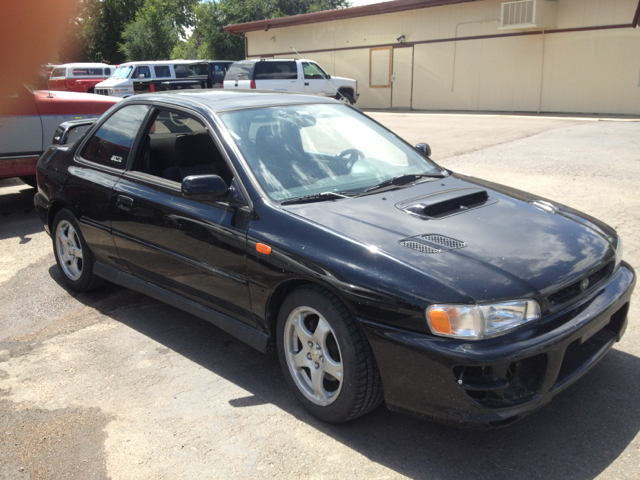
left=304, top=82, right=309, bottom=86
left=117, top=195, right=134, bottom=211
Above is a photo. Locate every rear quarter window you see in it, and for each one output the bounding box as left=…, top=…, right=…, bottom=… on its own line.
left=51, top=68, right=66, bottom=78
left=254, top=61, right=298, bottom=80
left=225, top=62, right=254, bottom=81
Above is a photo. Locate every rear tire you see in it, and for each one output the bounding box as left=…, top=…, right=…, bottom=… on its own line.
left=277, top=285, right=383, bottom=423
left=52, top=209, right=104, bottom=292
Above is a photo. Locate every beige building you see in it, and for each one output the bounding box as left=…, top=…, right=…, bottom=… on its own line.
left=225, top=0, right=640, bottom=115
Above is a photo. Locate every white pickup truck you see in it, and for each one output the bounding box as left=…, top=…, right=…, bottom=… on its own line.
left=223, top=59, right=359, bottom=104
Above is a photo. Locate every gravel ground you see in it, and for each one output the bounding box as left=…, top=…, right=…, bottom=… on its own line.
left=0, top=112, right=639, bottom=480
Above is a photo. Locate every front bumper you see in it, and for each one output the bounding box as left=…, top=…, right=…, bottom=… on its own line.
left=362, top=263, right=636, bottom=427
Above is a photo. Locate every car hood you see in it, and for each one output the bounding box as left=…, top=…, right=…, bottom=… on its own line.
left=282, top=174, right=616, bottom=302
left=95, top=78, right=129, bottom=88
left=33, top=90, right=120, bottom=115
left=330, top=76, right=356, bottom=87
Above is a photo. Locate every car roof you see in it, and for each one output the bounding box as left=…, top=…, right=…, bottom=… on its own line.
left=128, top=89, right=338, bottom=112
left=55, top=63, right=115, bottom=68
left=118, top=60, right=212, bottom=66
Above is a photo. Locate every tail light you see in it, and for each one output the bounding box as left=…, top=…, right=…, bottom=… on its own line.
left=250, top=80, right=256, bottom=89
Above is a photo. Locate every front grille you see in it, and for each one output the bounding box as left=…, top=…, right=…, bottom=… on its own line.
left=95, top=88, right=111, bottom=96
left=399, top=240, right=441, bottom=254
left=548, top=261, right=615, bottom=307
left=421, top=235, right=467, bottom=250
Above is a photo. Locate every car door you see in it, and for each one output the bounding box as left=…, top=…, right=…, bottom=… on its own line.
left=0, top=87, right=42, bottom=157
left=65, top=103, right=151, bottom=269
left=302, top=62, right=333, bottom=97
left=109, top=107, right=254, bottom=326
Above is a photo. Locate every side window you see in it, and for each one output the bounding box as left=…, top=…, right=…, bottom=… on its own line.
left=51, top=68, right=66, bottom=78
left=254, top=61, right=298, bottom=80
left=134, top=109, right=233, bottom=185
left=303, top=62, right=328, bottom=80
left=174, top=65, right=189, bottom=78
left=104, top=68, right=111, bottom=76
left=134, top=66, right=151, bottom=79
left=154, top=65, right=171, bottom=78
left=82, top=105, right=150, bottom=169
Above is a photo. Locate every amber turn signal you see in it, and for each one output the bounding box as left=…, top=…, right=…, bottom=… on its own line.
left=428, top=309, right=452, bottom=335
left=256, top=243, right=272, bottom=255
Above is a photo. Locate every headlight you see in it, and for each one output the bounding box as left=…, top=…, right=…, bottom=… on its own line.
left=426, top=300, right=541, bottom=340
left=615, top=236, right=623, bottom=270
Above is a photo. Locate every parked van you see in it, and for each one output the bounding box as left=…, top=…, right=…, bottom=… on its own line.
left=48, top=63, right=116, bottom=94
left=94, top=60, right=205, bottom=98
left=223, top=59, right=359, bottom=104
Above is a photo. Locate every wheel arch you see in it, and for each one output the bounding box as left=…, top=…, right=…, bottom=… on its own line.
left=264, top=277, right=359, bottom=343
left=47, top=200, right=68, bottom=233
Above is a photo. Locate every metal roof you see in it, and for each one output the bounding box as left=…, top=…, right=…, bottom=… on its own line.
left=224, top=0, right=482, bottom=34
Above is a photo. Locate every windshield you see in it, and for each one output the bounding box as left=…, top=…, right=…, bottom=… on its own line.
left=219, top=104, right=444, bottom=201
left=110, top=65, right=133, bottom=80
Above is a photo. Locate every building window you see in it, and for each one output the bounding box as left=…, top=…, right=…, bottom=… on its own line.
left=369, top=47, right=392, bottom=88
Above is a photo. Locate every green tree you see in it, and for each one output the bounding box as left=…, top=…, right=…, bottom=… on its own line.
left=58, top=0, right=144, bottom=64
left=119, top=0, right=200, bottom=61
left=196, top=0, right=351, bottom=61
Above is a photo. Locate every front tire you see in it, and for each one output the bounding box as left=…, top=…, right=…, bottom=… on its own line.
left=52, top=209, right=104, bottom=292
left=277, top=285, right=383, bottom=423
left=337, top=90, right=355, bottom=105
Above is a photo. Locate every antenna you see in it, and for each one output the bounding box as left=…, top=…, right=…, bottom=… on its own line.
left=289, top=47, right=348, bottom=103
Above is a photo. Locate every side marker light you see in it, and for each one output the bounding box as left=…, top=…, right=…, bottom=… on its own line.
left=256, top=243, right=272, bottom=255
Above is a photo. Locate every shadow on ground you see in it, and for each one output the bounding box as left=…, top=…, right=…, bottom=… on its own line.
left=49, top=267, right=640, bottom=480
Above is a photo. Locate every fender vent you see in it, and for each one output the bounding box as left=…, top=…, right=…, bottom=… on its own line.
left=400, top=235, right=468, bottom=254
left=399, top=240, right=442, bottom=254
left=421, top=235, right=467, bottom=249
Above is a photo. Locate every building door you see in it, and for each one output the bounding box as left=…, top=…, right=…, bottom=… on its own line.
left=391, top=47, right=413, bottom=109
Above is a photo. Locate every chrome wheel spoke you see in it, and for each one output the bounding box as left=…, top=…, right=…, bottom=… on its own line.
left=284, top=306, right=344, bottom=407
left=55, top=219, right=83, bottom=281
left=293, top=349, right=311, bottom=369
left=293, top=315, right=313, bottom=344
left=310, top=368, right=327, bottom=400
left=312, top=317, right=331, bottom=345
left=323, top=357, right=343, bottom=382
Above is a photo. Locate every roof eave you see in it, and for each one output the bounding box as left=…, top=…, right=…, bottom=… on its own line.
left=223, top=0, right=481, bottom=34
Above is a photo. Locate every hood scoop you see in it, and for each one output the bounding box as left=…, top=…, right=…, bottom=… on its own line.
left=399, top=234, right=468, bottom=254
left=396, top=188, right=496, bottom=220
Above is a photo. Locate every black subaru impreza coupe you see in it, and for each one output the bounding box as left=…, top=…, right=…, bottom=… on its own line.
left=34, top=90, right=635, bottom=427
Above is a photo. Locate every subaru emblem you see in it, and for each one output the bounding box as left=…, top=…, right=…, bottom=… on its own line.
left=580, top=278, right=590, bottom=291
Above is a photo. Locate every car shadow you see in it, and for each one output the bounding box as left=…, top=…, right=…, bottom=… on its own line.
left=0, top=180, right=41, bottom=242
left=49, top=267, right=640, bottom=480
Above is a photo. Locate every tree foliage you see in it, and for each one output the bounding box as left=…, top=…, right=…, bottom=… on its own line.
left=58, top=0, right=350, bottom=64
left=120, top=0, right=179, bottom=60
left=196, top=0, right=351, bottom=61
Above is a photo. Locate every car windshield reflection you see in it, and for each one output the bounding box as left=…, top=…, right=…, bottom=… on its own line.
left=219, top=104, right=444, bottom=202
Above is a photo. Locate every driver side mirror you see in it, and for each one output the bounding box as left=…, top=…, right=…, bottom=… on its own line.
left=415, top=143, right=431, bottom=157
left=138, top=74, right=146, bottom=79
left=182, top=174, right=229, bottom=199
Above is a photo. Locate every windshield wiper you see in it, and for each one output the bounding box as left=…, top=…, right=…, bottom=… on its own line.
left=363, top=172, right=447, bottom=194
left=280, top=191, right=354, bottom=205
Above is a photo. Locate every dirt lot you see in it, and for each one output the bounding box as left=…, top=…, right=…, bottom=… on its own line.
left=1, top=112, right=639, bottom=480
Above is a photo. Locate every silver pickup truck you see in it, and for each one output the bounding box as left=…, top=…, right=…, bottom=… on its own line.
left=223, top=59, right=359, bottom=104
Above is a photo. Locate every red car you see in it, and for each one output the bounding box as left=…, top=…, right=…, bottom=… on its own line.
left=48, top=63, right=116, bottom=94
left=0, top=86, right=119, bottom=186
